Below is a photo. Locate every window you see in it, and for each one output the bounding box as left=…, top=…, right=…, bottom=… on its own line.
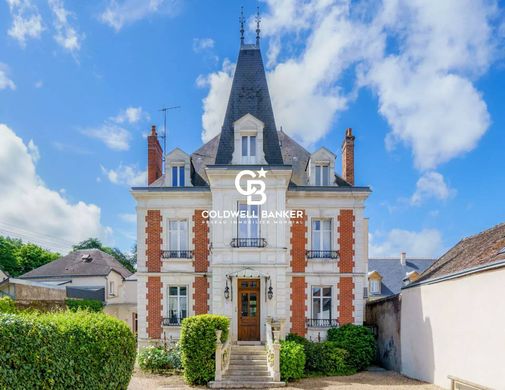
left=109, top=280, right=115, bottom=296
left=238, top=203, right=259, bottom=239
left=168, top=220, right=188, bottom=251
left=312, top=287, right=332, bottom=319
left=369, top=279, right=381, bottom=295
left=171, top=165, right=185, bottom=187
left=168, top=286, right=187, bottom=324
left=311, top=219, right=331, bottom=251
left=241, top=135, right=256, bottom=163
left=315, top=164, right=330, bottom=186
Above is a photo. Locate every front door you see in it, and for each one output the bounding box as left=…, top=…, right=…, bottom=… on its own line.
left=238, top=279, right=260, bottom=341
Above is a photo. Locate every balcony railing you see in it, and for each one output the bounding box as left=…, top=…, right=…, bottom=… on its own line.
left=162, top=316, right=186, bottom=326
left=161, top=250, right=193, bottom=259
left=231, top=238, right=267, bottom=248
left=306, top=250, right=339, bottom=259
left=306, top=318, right=339, bottom=328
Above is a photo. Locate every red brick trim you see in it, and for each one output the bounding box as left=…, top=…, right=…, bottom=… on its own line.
left=337, top=277, right=354, bottom=325
left=145, top=210, right=162, bottom=273
left=146, top=276, right=163, bottom=339
left=290, top=276, right=307, bottom=336
left=193, top=276, right=209, bottom=315
left=337, top=209, right=355, bottom=273
left=290, top=210, right=307, bottom=273
left=193, top=210, right=209, bottom=273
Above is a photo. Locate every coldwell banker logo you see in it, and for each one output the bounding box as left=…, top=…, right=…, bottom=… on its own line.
left=234, top=168, right=267, bottom=205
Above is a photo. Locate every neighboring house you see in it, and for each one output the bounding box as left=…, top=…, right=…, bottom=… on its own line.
left=131, top=29, right=371, bottom=347
left=367, top=253, right=437, bottom=299
left=401, top=223, right=505, bottom=389
left=0, top=268, right=8, bottom=282
left=18, top=249, right=137, bottom=331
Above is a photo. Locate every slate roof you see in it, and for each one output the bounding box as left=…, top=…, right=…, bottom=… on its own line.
left=215, top=44, right=283, bottom=165
left=20, top=249, right=132, bottom=279
left=415, top=223, right=505, bottom=284
left=368, top=257, right=437, bottom=297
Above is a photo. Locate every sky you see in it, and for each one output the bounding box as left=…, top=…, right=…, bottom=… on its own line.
left=0, top=0, right=504, bottom=258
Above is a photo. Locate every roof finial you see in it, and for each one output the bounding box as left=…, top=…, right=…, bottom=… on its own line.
left=255, top=6, right=261, bottom=46
left=239, top=6, right=245, bottom=45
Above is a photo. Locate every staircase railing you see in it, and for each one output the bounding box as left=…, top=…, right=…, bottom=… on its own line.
left=214, top=327, right=231, bottom=381
left=265, top=318, right=281, bottom=382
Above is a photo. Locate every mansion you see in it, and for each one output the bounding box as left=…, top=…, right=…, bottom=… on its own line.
left=132, top=35, right=371, bottom=346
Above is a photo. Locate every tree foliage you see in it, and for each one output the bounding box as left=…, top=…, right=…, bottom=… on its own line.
left=72, top=238, right=136, bottom=273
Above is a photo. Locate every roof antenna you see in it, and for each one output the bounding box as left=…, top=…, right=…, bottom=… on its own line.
left=255, top=6, right=261, bottom=46
left=158, top=106, right=181, bottom=162
left=239, top=6, right=245, bottom=46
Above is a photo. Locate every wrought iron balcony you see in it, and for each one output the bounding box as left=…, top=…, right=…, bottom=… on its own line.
left=306, top=250, right=339, bottom=259
left=162, top=317, right=186, bottom=326
left=306, top=318, right=339, bottom=328
left=161, top=250, right=193, bottom=259
left=231, top=238, right=267, bottom=248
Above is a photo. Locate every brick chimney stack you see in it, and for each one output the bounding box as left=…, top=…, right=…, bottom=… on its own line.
left=341, top=127, right=355, bottom=185
left=147, top=125, right=163, bottom=185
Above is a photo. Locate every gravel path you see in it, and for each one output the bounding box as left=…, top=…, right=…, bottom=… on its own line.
left=128, top=369, right=442, bottom=390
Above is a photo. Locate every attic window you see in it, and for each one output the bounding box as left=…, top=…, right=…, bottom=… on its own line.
left=241, top=135, right=256, bottom=163
left=315, top=164, right=330, bottom=186
left=82, top=254, right=93, bottom=263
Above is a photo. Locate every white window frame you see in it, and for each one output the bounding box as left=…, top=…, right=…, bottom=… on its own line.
left=109, top=280, right=115, bottom=296
left=238, top=203, right=260, bottom=239
left=369, top=279, right=381, bottom=295
left=167, top=285, right=188, bottom=323
left=311, top=286, right=332, bottom=319
left=241, top=134, right=257, bottom=164
left=315, top=164, right=330, bottom=186
left=171, top=164, right=185, bottom=187
left=311, top=218, right=332, bottom=251
left=168, top=219, right=188, bottom=251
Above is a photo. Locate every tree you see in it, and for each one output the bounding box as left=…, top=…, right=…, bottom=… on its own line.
left=72, top=238, right=135, bottom=273
left=0, top=236, right=22, bottom=276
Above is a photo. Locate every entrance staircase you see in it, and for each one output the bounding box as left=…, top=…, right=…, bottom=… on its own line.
left=209, top=345, right=285, bottom=388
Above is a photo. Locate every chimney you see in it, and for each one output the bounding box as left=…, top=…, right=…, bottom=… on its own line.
left=147, top=125, right=163, bottom=185
left=400, top=252, right=406, bottom=266
left=341, top=128, right=355, bottom=185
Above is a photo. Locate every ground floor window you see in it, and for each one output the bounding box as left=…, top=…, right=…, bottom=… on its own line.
left=167, top=286, right=187, bottom=325
left=311, top=286, right=332, bottom=320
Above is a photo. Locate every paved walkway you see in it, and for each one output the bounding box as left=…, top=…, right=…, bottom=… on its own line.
left=128, top=369, right=442, bottom=390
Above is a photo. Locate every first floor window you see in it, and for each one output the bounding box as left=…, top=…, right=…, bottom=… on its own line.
left=312, top=286, right=332, bottom=319
left=238, top=203, right=259, bottom=239
left=311, top=219, right=331, bottom=251
left=369, top=279, right=381, bottom=295
left=172, top=165, right=185, bottom=186
left=168, top=220, right=188, bottom=252
left=315, top=164, right=330, bottom=186
left=168, top=286, right=187, bottom=325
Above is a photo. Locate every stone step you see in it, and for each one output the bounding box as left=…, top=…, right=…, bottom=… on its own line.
left=227, top=368, right=270, bottom=376
left=228, top=363, right=268, bottom=369
left=223, top=375, right=274, bottom=382
left=231, top=349, right=266, bottom=354
left=230, top=355, right=267, bottom=360
left=208, top=380, right=285, bottom=389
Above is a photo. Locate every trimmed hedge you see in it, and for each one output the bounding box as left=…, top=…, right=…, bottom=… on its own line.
left=138, top=344, right=182, bottom=373
left=65, top=298, right=104, bottom=312
left=304, top=341, right=355, bottom=376
left=327, top=324, right=376, bottom=370
left=0, top=296, right=16, bottom=313
left=280, top=340, right=305, bottom=381
left=0, top=311, right=136, bottom=389
left=180, top=314, right=229, bottom=385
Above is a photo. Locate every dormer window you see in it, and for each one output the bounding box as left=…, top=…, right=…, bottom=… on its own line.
left=171, top=165, right=185, bottom=187
left=369, top=279, right=381, bottom=295
left=241, top=135, right=257, bottom=163
left=315, top=164, right=330, bottom=186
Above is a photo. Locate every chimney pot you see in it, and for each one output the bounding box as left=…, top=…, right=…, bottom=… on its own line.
left=341, top=127, right=355, bottom=185
left=151, top=125, right=157, bottom=136
left=400, top=252, right=406, bottom=266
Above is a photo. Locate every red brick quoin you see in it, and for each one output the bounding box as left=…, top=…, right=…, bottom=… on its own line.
left=145, top=210, right=162, bottom=273
left=193, top=276, right=209, bottom=315
left=337, top=209, right=355, bottom=324
left=146, top=276, right=163, bottom=339
left=290, top=210, right=307, bottom=336
left=193, top=210, right=209, bottom=314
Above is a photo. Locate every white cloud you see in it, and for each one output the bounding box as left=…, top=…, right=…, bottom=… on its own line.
left=0, top=64, right=16, bottom=90
left=48, top=0, right=83, bottom=53
left=0, top=124, right=111, bottom=252
left=411, top=171, right=456, bottom=205
left=199, top=0, right=498, bottom=167
left=112, top=106, right=146, bottom=124
left=84, top=123, right=131, bottom=151
left=119, top=213, right=136, bottom=223
left=369, top=228, right=443, bottom=258
left=6, top=0, right=44, bottom=47
left=101, top=163, right=146, bottom=186
left=99, top=0, right=180, bottom=32
left=27, top=139, right=40, bottom=162
left=193, top=37, right=214, bottom=53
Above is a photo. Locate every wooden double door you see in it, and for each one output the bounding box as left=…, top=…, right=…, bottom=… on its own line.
left=238, top=279, right=260, bottom=341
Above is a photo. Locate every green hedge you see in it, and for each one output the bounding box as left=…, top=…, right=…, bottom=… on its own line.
left=180, top=314, right=229, bottom=385
left=304, top=341, right=355, bottom=376
left=280, top=340, right=305, bottom=381
left=0, top=311, right=136, bottom=389
left=0, top=296, right=16, bottom=313
left=65, top=298, right=104, bottom=312
left=327, top=324, right=376, bottom=370
left=138, top=344, right=182, bottom=373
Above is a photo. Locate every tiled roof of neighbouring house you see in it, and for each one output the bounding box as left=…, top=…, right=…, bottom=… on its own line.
left=416, top=223, right=505, bottom=283
left=20, top=249, right=132, bottom=279
left=369, top=258, right=437, bottom=296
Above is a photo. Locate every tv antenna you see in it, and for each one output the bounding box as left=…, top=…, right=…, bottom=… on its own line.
left=158, top=105, right=181, bottom=161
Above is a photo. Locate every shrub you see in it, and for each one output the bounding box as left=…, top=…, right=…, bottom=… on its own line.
left=327, top=324, right=376, bottom=370
left=285, top=332, right=310, bottom=346
left=0, top=296, right=16, bottom=313
left=65, top=298, right=104, bottom=312
left=180, top=314, right=229, bottom=385
left=304, top=341, right=355, bottom=376
left=0, top=311, right=136, bottom=389
left=280, top=340, right=305, bottom=381
left=138, top=344, right=182, bottom=372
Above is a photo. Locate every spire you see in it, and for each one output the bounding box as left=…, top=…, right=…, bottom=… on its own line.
left=239, top=6, right=245, bottom=46
left=255, top=6, right=261, bottom=46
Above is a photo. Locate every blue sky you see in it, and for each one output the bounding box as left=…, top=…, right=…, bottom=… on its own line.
left=0, top=0, right=504, bottom=257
